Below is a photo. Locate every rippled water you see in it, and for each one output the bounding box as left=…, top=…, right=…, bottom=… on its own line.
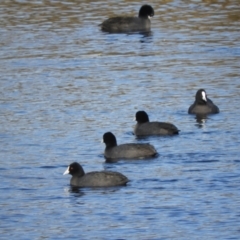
left=1, top=0, right=240, bottom=239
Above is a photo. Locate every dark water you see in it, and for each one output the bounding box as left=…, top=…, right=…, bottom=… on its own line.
left=1, top=0, right=240, bottom=239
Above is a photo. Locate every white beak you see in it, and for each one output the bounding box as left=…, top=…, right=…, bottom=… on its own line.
left=202, top=91, right=207, bottom=102
left=63, top=166, right=70, bottom=175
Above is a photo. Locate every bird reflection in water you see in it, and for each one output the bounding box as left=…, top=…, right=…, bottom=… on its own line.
left=195, top=114, right=208, bottom=128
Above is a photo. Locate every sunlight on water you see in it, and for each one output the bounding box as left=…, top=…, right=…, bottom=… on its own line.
left=0, top=0, right=240, bottom=239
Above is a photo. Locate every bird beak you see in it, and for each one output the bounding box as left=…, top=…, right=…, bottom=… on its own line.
left=202, top=92, right=207, bottom=102
left=63, top=166, right=70, bottom=175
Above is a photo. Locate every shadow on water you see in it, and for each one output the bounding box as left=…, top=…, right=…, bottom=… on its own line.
left=195, top=114, right=208, bottom=128
left=104, top=154, right=159, bottom=164
left=67, top=186, right=85, bottom=197
left=101, top=30, right=153, bottom=45
left=67, top=185, right=127, bottom=197
left=139, top=31, right=153, bottom=43
left=194, top=113, right=220, bottom=128
left=101, top=29, right=152, bottom=37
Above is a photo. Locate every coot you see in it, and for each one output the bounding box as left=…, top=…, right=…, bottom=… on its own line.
left=100, top=5, right=154, bottom=33
left=103, top=132, right=157, bottom=160
left=188, top=89, right=219, bottom=115
left=63, top=162, right=129, bottom=187
left=134, top=111, right=180, bottom=136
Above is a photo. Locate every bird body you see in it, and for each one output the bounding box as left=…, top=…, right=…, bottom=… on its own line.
left=100, top=5, right=154, bottom=33
left=103, top=132, right=157, bottom=160
left=104, top=142, right=157, bottom=159
left=135, top=121, right=179, bottom=136
left=188, top=89, right=219, bottom=115
left=64, top=162, right=128, bottom=187
left=101, top=17, right=151, bottom=33
left=134, top=111, right=179, bottom=136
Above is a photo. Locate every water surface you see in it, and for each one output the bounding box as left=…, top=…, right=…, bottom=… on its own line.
left=0, top=0, right=240, bottom=239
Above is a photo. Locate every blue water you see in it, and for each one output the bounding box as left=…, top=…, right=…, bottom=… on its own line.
left=0, top=0, right=240, bottom=239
